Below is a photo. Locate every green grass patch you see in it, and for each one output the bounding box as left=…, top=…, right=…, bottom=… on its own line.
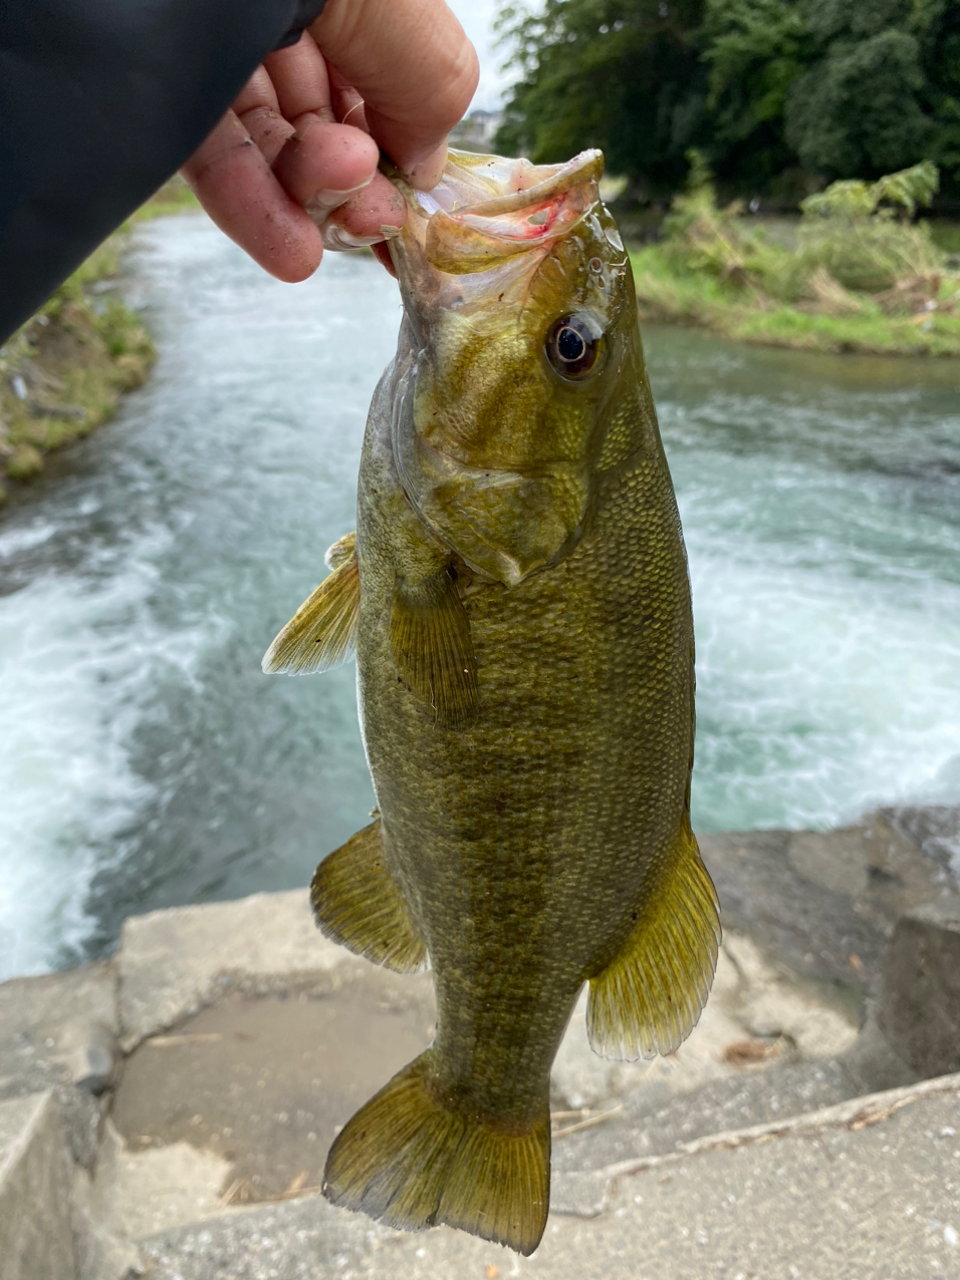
left=631, top=158, right=960, bottom=358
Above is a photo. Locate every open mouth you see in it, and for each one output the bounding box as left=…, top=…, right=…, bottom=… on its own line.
left=391, top=149, right=604, bottom=280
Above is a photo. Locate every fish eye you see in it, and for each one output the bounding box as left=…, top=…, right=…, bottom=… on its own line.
left=545, top=315, right=603, bottom=380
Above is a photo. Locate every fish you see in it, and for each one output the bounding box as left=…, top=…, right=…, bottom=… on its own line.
left=263, top=148, right=720, bottom=1256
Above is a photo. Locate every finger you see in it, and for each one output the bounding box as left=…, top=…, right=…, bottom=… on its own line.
left=329, top=69, right=370, bottom=135
left=265, top=34, right=382, bottom=223
left=272, top=116, right=381, bottom=223
left=232, top=64, right=281, bottom=116
left=311, top=0, right=478, bottom=188
left=181, top=110, right=324, bottom=282
left=262, top=32, right=334, bottom=123
left=230, top=65, right=294, bottom=166
left=322, top=173, right=407, bottom=249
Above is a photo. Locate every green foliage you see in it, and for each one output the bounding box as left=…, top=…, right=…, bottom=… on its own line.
left=699, top=0, right=813, bottom=186
left=801, top=161, right=939, bottom=219
left=798, top=162, right=944, bottom=290
left=496, top=0, right=709, bottom=193
left=785, top=29, right=931, bottom=176
left=496, top=0, right=960, bottom=198
left=632, top=155, right=960, bottom=353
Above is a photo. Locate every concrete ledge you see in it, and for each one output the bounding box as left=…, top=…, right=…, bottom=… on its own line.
left=117, top=890, right=347, bottom=1050
left=140, top=1071, right=960, bottom=1280
left=0, top=1092, right=77, bottom=1280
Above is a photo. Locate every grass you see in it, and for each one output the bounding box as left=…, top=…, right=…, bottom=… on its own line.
left=0, top=177, right=200, bottom=500
left=631, top=244, right=960, bottom=357
left=630, top=159, right=960, bottom=358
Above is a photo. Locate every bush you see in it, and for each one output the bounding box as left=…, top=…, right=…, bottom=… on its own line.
left=796, top=160, right=945, bottom=292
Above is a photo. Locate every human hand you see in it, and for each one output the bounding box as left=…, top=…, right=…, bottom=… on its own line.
left=180, top=0, right=478, bottom=281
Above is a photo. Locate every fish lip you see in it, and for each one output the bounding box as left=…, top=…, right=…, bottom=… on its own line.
left=388, top=149, right=605, bottom=293
left=416, top=149, right=604, bottom=222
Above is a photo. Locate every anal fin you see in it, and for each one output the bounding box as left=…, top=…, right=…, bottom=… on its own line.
left=587, top=818, right=721, bottom=1060
left=311, top=819, right=427, bottom=973
left=262, top=533, right=359, bottom=674
left=390, top=565, right=478, bottom=729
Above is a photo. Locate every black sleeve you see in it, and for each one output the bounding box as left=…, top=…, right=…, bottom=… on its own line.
left=0, top=0, right=329, bottom=345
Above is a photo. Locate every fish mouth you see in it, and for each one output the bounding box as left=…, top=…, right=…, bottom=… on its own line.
left=388, top=149, right=604, bottom=300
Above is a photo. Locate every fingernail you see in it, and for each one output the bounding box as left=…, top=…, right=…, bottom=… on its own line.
left=402, top=144, right=448, bottom=192
left=306, top=178, right=373, bottom=211
left=321, top=225, right=383, bottom=251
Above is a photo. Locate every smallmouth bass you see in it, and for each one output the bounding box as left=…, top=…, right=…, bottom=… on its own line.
left=264, top=148, right=720, bottom=1256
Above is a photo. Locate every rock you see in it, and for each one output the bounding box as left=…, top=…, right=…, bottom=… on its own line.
left=138, top=1073, right=960, bottom=1280
left=880, top=804, right=960, bottom=880
left=73, top=1168, right=146, bottom=1280
left=116, top=890, right=348, bottom=1051
left=552, top=1057, right=857, bottom=1174
left=699, top=829, right=888, bottom=991
left=699, top=808, right=959, bottom=996
left=835, top=1013, right=917, bottom=1097
left=0, top=1092, right=78, bottom=1280
left=74, top=1210, right=144, bottom=1280
left=878, top=895, right=960, bottom=1078
left=0, top=961, right=117, bottom=1168
left=87, top=1119, right=233, bottom=1242
left=70, top=1021, right=118, bottom=1096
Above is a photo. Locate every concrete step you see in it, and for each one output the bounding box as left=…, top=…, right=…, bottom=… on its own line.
left=137, top=1071, right=960, bottom=1280
left=0, top=1092, right=78, bottom=1280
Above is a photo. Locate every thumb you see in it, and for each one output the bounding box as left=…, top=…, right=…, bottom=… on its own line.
left=309, top=0, right=478, bottom=188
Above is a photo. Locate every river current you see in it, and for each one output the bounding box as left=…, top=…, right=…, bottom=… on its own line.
left=1, top=214, right=959, bottom=979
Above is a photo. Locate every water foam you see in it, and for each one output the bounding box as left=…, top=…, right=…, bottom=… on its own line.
left=0, top=523, right=210, bottom=979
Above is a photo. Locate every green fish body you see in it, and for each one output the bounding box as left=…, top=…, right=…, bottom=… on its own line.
left=264, top=149, right=720, bottom=1256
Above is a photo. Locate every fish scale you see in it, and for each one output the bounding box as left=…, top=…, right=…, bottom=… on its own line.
left=263, top=148, right=720, bottom=1255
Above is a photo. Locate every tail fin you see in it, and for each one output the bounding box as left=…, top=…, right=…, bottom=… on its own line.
left=323, top=1050, right=549, bottom=1256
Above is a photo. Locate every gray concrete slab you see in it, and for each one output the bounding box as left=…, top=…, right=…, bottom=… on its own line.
left=105, top=929, right=858, bottom=1227
left=116, top=890, right=349, bottom=1050
left=140, top=1072, right=960, bottom=1280
left=0, top=1092, right=78, bottom=1280
left=552, top=1056, right=858, bottom=1172
left=112, top=971, right=435, bottom=1201
left=0, top=961, right=116, bottom=1168
left=879, top=895, right=960, bottom=1078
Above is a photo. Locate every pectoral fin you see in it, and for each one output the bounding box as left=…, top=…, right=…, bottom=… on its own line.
left=262, top=534, right=359, bottom=674
left=390, top=566, right=478, bottom=729
left=587, top=819, right=721, bottom=1060
left=311, top=818, right=427, bottom=973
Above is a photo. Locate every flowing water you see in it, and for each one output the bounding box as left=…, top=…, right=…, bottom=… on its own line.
left=1, top=215, right=959, bottom=980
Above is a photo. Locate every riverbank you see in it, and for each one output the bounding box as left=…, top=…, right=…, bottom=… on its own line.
left=0, top=180, right=197, bottom=503
left=631, top=243, right=960, bottom=356
left=628, top=161, right=960, bottom=358
left=2, top=805, right=959, bottom=1279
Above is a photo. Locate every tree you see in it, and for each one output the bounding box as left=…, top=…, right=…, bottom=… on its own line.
left=699, top=0, right=813, bottom=188
left=496, top=0, right=708, bottom=197
left=495, top=0, right=960, bottom=199
left=783, top=0, right=960, bottom=191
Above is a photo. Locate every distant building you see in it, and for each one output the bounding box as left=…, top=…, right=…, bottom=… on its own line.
left=451, top=109, right=503, bottom=152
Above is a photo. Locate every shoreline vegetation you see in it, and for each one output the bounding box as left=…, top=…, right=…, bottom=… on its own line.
left=629, top=158, right=960, bottom=358
left=0, top=178, right=198, bottom=502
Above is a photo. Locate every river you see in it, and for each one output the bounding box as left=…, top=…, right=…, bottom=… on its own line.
left=1, top=214, right=959, bottom=980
